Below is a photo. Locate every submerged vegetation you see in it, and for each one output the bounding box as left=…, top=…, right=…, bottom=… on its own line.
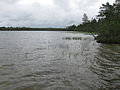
left=67, top=0, right=120, bottom=44
left=62, top=37, right=82, bottom=40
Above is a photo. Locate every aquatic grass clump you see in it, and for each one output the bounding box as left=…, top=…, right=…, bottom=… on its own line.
left=72, top=37, right=82, bottom=40
left=65, top=37, right=71, bottom=40
left=62, top=37, right=71, bottom=40
left=62, top=37, right=82, bottom=40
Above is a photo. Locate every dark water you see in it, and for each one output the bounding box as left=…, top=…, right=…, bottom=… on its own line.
left=0, top=31, right=120, bottom=90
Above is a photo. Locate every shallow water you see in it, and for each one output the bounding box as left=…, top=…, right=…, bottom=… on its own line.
left=0, top=31, right=120, bottom=90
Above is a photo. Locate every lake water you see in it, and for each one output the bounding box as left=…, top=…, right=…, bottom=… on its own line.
left=0, top=31, right=120, bottom=90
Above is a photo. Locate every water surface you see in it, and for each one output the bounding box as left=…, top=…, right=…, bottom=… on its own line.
left=0, top=31, right=120, bottom=90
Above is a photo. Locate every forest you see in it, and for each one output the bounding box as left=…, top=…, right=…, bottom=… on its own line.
left=67, top=0, right=120, bottom=44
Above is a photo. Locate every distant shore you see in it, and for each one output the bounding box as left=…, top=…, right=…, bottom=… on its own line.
left=0, top=27, right=72, bottom=31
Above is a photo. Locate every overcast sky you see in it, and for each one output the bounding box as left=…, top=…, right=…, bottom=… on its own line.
left=0, top=0, right=115, bottom=28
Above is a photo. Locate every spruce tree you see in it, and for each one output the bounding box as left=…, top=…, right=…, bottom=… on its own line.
left=82, top=13, right=89, bottom=24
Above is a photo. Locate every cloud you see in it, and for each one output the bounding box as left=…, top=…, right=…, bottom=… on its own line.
left=0, top=0, right=115, bottom=27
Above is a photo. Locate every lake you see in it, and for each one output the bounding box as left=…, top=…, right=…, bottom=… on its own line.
left=0, top=31, right=120, bottom=90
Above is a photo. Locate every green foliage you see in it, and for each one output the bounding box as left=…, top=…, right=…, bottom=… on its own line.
left=96, top=1, right=120, bottom=43
left=82, top=13, right=89, bottom=24
left=67, top=24, right=77, bottom=31
left=77, top=18, right=98, bottom=32
left=67, top=0, right=120, bottom=43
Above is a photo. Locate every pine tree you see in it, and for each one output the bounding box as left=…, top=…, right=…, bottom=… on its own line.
left=115, top=0, right=120, bottom=4
left=82, top=13, right=89, bottom=24
left=98, top=2, right=114, bottom=21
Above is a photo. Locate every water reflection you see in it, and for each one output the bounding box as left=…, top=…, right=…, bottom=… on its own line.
left=0, top=31, right=120, bottom=90
left=90, top=44, right=120, bottom=90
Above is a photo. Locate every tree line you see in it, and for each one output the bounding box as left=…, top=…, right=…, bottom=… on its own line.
left=67, top=0, right=120, bottom=43
left=0, top=27, right=68, bottom=31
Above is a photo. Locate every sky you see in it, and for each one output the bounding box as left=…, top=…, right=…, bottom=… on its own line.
left=0, top=0, right=115, bottom=28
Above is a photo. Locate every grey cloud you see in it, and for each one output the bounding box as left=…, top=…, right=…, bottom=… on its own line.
left=0, top=0, right=19, bottom=3
left=0, top=0, right=115, bottom=27
left=53, top=0, right=71, bottom=11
